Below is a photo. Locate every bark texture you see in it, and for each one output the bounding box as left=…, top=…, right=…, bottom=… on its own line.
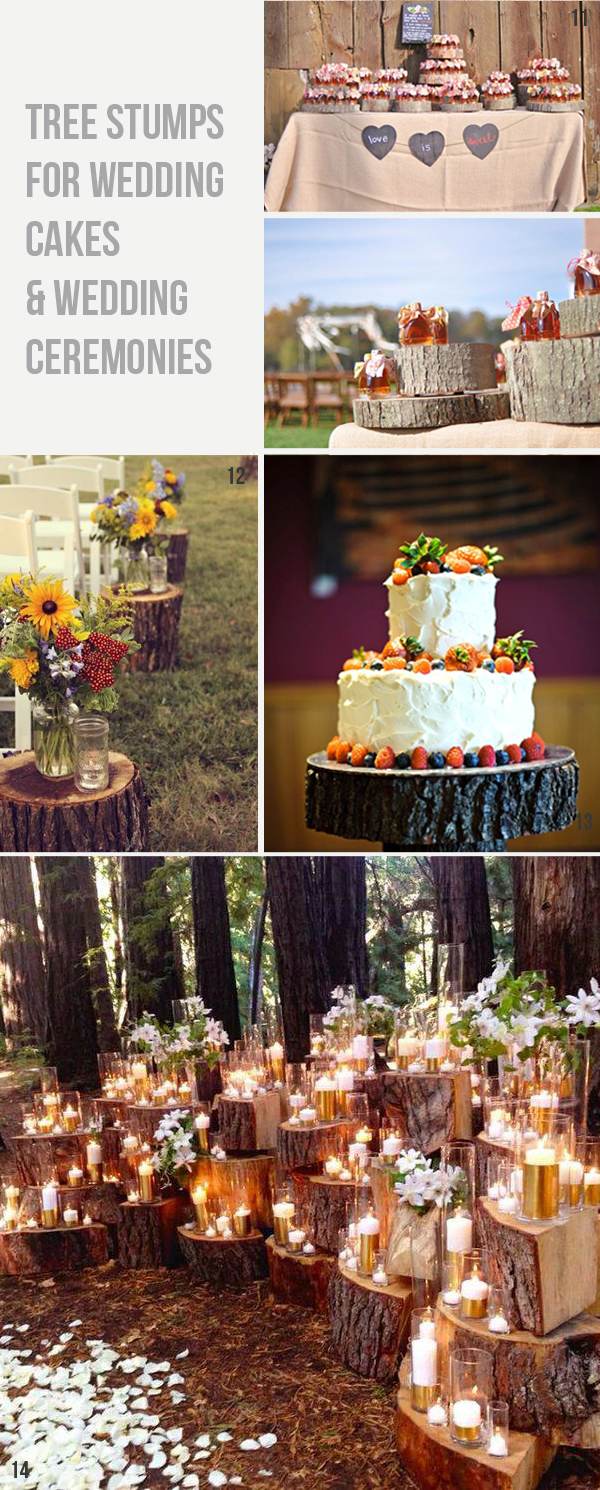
left=0, top=1223, right=109, bottom=1277
left=191, top=1152, right=275, bottom=1232
left=328, top=1264, right=412, bottom=1384
left=313, top=857, right=369, bottom=997
left=277, top=1120, right=346, bottom=1175
left=506, top=338, right=600, bottom=424
left=381, top=1071, right=472, bottom=1153
left=117, top=1195, right=190, bottom=1268
left=560, top=297, right=600, bottom=336
left=71, top=857, right=119, bottom=1051
left=394, top=342, right=496, bottom=394
left=122, top=857, right=184, bottom=1023
left=476, top=1197, right=598, bottom=1336
left=266, top=1234, right=335, bottom=1312
left=124, top=586, right=183, bottom=672
left=0, top=755, right=149, bottom=851
left=353, top=388, right=510, bottom=430
left=428, top=857, right=495, bottom=992
left=36, top=856, right=99, bottom=1087
left=178, top=1226, right=268, bottom=1288
left=292, top=1172, right=357, bottom=1253
left=191, top=857, right=241, bottom=1045
left=216, top=1092, right=280, bottom=1153
left=266, top=857, right=330, bottom=1061
left=396, top=1384, right=556, bottom=1489
left=0, top=856, right=47, bottom=1046
left=10, top=1132, right=89, bottom=1187
left=19, top=1182, right=122, bottom=1250
left=166, top=530, right=190, bottom=585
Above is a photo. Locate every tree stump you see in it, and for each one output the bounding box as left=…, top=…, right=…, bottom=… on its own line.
left=475, top=1133, right=514, bottom=1196
left=266, top=1234, right=335, bottom=1312
left=305, top=748, right=578, bottom=852
left=19, top=1181, right=122, bottom=1238
left=505, top=338, right=600, bottom=424
left=559, top=296, right=600, bottom=338
left=99, top=1127, right=123, bottom=1175
left=166, top=530, right=190, bottom=586
left=395, top=1383, right=555, bottom=1490
left=0, top=753, right=149, bottom=852
left=128, top=1102, right=199, bottom=1146
left=189, top=1059, right=223, bottom=1103
left=353, top=387, right=510, bottom=432
left=435, top=1298, right=600, bottom=1448
left=92, top=1096, right=129, bottom=1128
left=117, top=1194, right=191, bottom=1268
left=122, top=585, right=183, bottom=672
left=10, top=1131, right=90, bottom=1187
left=381, top=1070, right=473, bottom=1154
left=354, top=1072, right=386, bottom=1129
left=292, top=1171, right=363, bottom=1253
left=191, top=1153, right=276, bottom=1233
left=476, top=1196, right=598, bottom=1335
left=216, top=1092, right=281, bottom=1153
left=277, top=1119, right=351, bottom=1175
left=178, top=1224, right=268, bottom=1289
left=0, top=1222, right=109, bottom=1277
left=328, top=1261, right=412, bottom=1384
left=394, top=342, right=497, bottom=394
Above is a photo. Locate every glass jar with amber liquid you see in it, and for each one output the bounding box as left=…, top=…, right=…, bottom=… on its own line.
left=519, top=291, right=560, bottom=342
left=574, top=260, right=600, bottom=298
left=355, top=351, right=393, bottom=397
left=427, top=306, right=449, bottom=345
left=397, top=303, right=433, bottom=347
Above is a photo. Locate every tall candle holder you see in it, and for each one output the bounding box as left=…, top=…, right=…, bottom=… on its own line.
left=436, top=942, right=464, bottom=1040
left=516, top=1127, right=559, bottom=1223
left=138, top=1157, right=156, bottom=1204
left=483, top=1080, right=515, bottom=1144
left=315, top=1075, right=337, bottom=1121
left=41, top=1179, right=59, bottom=1228
left=192, top=1181, right=209, bottom=1232
left=410, top=1307, right=439, bottom=1413
left=460, top=1250, right=489, bottom=1320
left=85, top=1134, right=103, bottom=1184
left=450, top=1348, right=492, bottom=1449
left=424, top=1034, right=447, bottom=1074
left=488, top=1401, right=510, bottom=1459
left=59, top=1092, right=83, bottom=1134
left=59, top=1192, right=81, bottom=1228
left=335, top=1064, right=354, bottom=1116
left=393, top=1013, right=421, bottom=1071
left=272, top=1184, right=295, bottom=1246
left=357, top=1204, right=380, bottom=1275
left=1, top=1179, right=20, bottom=1232
left=579, top=1137, right=600, bottom=1207
left=487, top=1284, right=511, bottom=1335
left=194, top=1105, right=211, bottom=1151
left=441, top=1143, right=475, bottom=1292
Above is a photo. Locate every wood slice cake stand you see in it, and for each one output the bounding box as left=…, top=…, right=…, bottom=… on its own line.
left=216, top=1091, right=281, bottom=1153
left=10, top=1131, right=91, bottom=1187
left=178, top=1223, right=268, bottom=1289
left=0, top=752, right=149, bottom=852
left=395, top=1382, right=555, bottom=1490
left=435, top=1297, right=600, bottom=1448
left=117, top=1193, right=190, bottom=1268
left=305, top=747, right=578, bottom=852
left=476, top=1196, right=598, bottom=1335
left=166, top=530, right=190, bottom=585
left=292, top=1170, right=366, bottom=1253
left=328, top=1260, right=412, bottom=1385
left=0, top=1222, right=109, bottom=1277
left=277, top=1119, right=351, bottom=1175
left=380, top=1069, right=473, bottom=1153
left=354, top=388, right=509, bottom=432
left=266, top=1235, right=335, bottom=1313
left=191, top=1152, right=275, bottom=1232
left=110, top=584, right=183, bottom=672
left=505, top=337, right=600, bottom=424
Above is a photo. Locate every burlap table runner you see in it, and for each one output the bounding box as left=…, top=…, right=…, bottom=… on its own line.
left=265, top=107, right=585, bottom=213
left=329, top=420, right=600, bottom=451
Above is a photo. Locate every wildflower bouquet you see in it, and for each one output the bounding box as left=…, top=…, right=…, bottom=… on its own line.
left=130, top=1002, right=229, bottom=1072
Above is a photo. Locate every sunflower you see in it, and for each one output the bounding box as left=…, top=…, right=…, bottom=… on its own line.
left=129, top=499, right=158, bottom=541
left=20, top=578, right=78, bottom=640
left=8, top=652, right=39, bottom=689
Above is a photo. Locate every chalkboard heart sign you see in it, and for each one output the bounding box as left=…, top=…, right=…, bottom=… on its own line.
left=362, top=125, right=397, bottom=161
left=463, top=122, right=500, bottom=159
left=408, top=131, right=445, bottom=167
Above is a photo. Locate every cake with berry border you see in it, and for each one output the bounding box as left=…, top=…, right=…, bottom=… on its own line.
left=328, top=534, right=544, bottom=773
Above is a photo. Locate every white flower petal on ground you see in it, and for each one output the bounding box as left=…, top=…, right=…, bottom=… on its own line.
left=239, top=1438, right=260, bottom=1449
left=176, top=1350, right=189, bottom=1360
left=149, top=1452, right=167, bottom=1469
left=168, top=1373, right=185, bottom=1385
left=207, top=1474, right=228, bottom=1488
left=166, top=1427, right=184, bottom=1442
left=215, top=1432, right=232, bottom=1443
left=258, top=1434, right=277, bottom=1448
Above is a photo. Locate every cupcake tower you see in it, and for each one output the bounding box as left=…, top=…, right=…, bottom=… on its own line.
left=480, top=72, right=516, bottom=111
left=420, top=36, right=478, bottom=111
left=516, top=56, right=582, bottom=111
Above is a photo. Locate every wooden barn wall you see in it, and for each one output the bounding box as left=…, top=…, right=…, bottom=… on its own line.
left=264, top=1, right=600, bottom=200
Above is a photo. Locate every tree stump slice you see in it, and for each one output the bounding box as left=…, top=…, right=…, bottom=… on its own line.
left=92, top=1096, right=128, bottom=1128
left=305, top=748, right=578, bottom=852
left=266, top=1234, right=335, bottom=1312
left=166, top=530, right=190, bottom=586
left=117, top=1194, right=190, bottom=1268
left=476, top=1196, right=598, bottom=1335
left=190, top=1153, right=275, bottom=1232
left=10, top=1131, right=90, bottom=1187
left=559, top=296, right=600, bottom=338
left=292, top=1171, right=364, bottom=1253
left=0, top=753, right=149, bottom=851
left=178, top=1224, right=268, bottom=1289
left=381, top=1070, right=473, bottom=1154
left=505, top=338, right=600, bottom=424
left=277, top=1119, right=351, bottom=1175
left=99, top=1126, right=123, bottom=1174
left=395, top=1383, right=555, bottom=1489
left=435, top=1298, right=600, bottom=1447
left=120, top=585, right=183, bottom=672
left=20, top=1181, right=122, bottom=1235
left=216, top=1091, right=281, bottom=1153
left=475, top=1134, right=514, bottom=1196
left=353, top=387, right=509, bottom=432
left=394, top=342, right=497, bottom=395
left=0, top=1222, right=109, bottom=1277
left=328, top=1261, right=412, bottom=1384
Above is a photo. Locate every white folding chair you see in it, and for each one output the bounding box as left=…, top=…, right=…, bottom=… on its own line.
left=10, top=463, right=104, bottom=595
left=0, top=456, right=33, bottom=477
left=0, top=512, right=37, bottom=751
left=46, top=455, right=126, bottom=490
left=0, top=484, right=82, bottom=595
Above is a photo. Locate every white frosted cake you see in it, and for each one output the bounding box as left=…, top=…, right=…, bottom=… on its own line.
left=328, top=535, right=541, bottom=770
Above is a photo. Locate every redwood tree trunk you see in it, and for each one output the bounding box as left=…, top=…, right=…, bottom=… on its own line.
left=122, top=857, right=184, bottom=1024
left=191, top=857, right=241, bottom=1045
left=0, top=857, right=47, bottom=1047
left=36, top=857, right=99, bottom=1087
left=249, top=888, right=268, bottom=1026
left=428, top=857, right=495, bottom=993
left=313, top=857, right=369, bottom=997
left=71, top=858, right=119, bottom=1052
left=266, top=858, right=330, bottom=1062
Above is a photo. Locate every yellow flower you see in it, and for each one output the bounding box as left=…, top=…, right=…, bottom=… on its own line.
left=164, top=469, right=176, bottom=484
left=20, top=578, right=78, bottom=640
left=9, top=652, right=39, bottom=690
left=145, top=480, right=156, bottom=493
left=159, top=500, right=177, bottom=521
left=90, top=506, right=100, bottom=524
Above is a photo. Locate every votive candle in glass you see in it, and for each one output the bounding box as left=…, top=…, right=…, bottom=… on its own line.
left=488, top=1402, right=509, bottom=1458
left=372, top=1248, right=388, bottom=1287
left=233, top=1204, right=252, bottom=1237
left=192, top=1183, right=209, bottom=1232
left=286, top=1225, right=306, bottom=1254
left=410, top=1308, right=438, bottom=1413
left=460, top=1251, right=489, bottom=1320
left=450, top=1349, right=492, bottom=1449
left=73, top=714, right=110, bottom=794
left=358, top=1207, right=380, bottom=1275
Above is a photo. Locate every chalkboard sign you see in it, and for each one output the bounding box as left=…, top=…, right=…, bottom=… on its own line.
left=401, top=3, right=434, bottom=44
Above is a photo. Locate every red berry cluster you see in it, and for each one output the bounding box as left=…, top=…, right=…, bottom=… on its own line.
left=82, top=653, right=115, bottom=693
left=87, top=631, right=129, bottom=663
left=55, top=627, right=79, bottom=650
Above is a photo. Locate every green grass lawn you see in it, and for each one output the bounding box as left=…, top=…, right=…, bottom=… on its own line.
left=264, top=419, right=337, bottom=449
left=0, top=457, right=258, bottom=851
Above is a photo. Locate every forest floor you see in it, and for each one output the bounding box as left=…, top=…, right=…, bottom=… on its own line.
left=0, top=455, right=258, bottom=852
left=0, top=1060, right=597, bottom=1490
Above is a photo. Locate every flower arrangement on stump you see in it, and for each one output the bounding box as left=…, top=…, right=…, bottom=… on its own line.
left=151, top=1109, right=201, bottom=1191
left=0, top=573, right=137, bottom=779
left=91, top=465, right=183, bottom=590
left=387, top=1149, right=467, bottom=1279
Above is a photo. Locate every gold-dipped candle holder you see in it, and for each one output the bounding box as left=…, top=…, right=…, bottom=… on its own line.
left=411, top=1382, right=437, bottom=1412
left=522, top=1158, right=559, bottom=1221
left=88, top=1162, right=103, bottom=1184
left=336, top=1090, right=348, bottom=1117
left=233, top=1208, right=251, bottom=1237
left=192, top=1187, right=208, bottom=1232
left=426, top=1058, right=440, bottom=1074
left=42, top=1207, right=58, bottom=1228
left=584, top=1178, right=600, bottom=1206
left=360, top=1231, right=375, bottom=1274
left=315, top=1087, right=336, bottom=1121
left=453, top=1417, right=480, bottom=1445
left=196, top=1124, right=210, bottom=1152
left=138, top=1165, right=156, bottom=1203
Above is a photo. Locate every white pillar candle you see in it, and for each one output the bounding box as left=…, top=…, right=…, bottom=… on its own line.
left=382, top=1136, right=403, bottom=1159
left=42, top=1183, right=57, bottom=1211
left=452, top=1400, right=481, bottom=1431
left=287, top=1227, right=306, bottom=1246
left=131, top=1060, right=147, bottom=1080
left=348, top=1142, right=368, bottom=1163
left=396, top=1036, right=419, bottom=1058
left=489, top=1431, right=508, bottom=1457
left=411, top=1336, right=438, bottom=1386
left=352, top=1035, right=369, bottom=1060
left=525, top=1145, right=556, bottom=1165
left=299, top=1106, right=317, bottom=1123
left=63, top=1206, right=79, bottom=1226
left=289, top=1092, right=304, bottom=1111
left=86, top=1141, right=102, bottom=1167
left=530, top=1091, right=557, bottom=1110
left=419, top=1317, right=436, bottom=1340
left=425, top=1037, right=446, bottom=1061
left=461, top=1277, right=488, bottom=1302
left=569, top=1161, right=584, bottom=1184
left=324, top=1157, right=343, bottom=1178
left=584, top=1167, right=600, bottom=1186
left=122, top=1134, right=139, bottom=1152
left=336, top=1067, right=355, bottom=1092
left=446, top=1213, right=473, bottom=1253
left=216, top=1214, right=231, bottom=1235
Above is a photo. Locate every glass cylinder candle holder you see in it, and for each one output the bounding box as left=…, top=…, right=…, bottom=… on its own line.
left=424, top=1034, right=447, bottom=1073
left=60, top=1192, right=81, bottom=1228
left=286, top=1221, right=306, bottom=1254
left=192, top=1182, right=209, bottom=1232
left=315, top=1075, right=337, bottom=1122
left=410, top=1212, right=441, bottom=1311
left=488, top=1402, right=510, bottom=1459
left=441, top=1144, right=475, bottom=1288
left=380, top=1130, right=403, bottom=1165
left=487, top=1284, right=511, bottom=1335
left=437, top=942, right=465, bottom=1031
left=351, top=1032, right=371, bottom=1073
left=335, top=1064, right=355, bottom=1116
left=486, top=1152, right=508, bottom=1203
left=484, top=1085, right=514, bottom=1145
left=529, top=1083, right=559, bottom=1137
left=193, top=1104, right=211, bottom=1151
left=357, top=1206, right=380, bottom=1275
left=272, top=1185, right=295, bottom=1246
left=85, top=1135, right=103, bottom=1184
left=215, top=1209, right=233, bottom=1238
left=559, top=1038, right=590, bottom=1131
left=450, top=1349, right=492, bottom=1448
left=73, top=714, right=110, bottom=793
left=426, top=1390, right=448, bottom=1429
left=130, top=1056, right=150, bottom=1101
left=59, top=1092, right=83, bottom=1133
left=517, top=1128, right=559, bottom=1223
left=410, top=1307, right=439, bottom=1413
left=41, top=1180, right=59, bottom=1228
left=138, top=1158, right=156, bottom=1204
left=394, top=1028, right=421, bottom=1071
left=39, top=1066, right=59, bottom=1095
left=441, top=1258, right=462, bottom=1308
left=233, top=1200, right=252, bottom=1237
left=148, top=554, right=169, bottom=594
left=460, top=1250, right=489, bottom=1320
left=1, top=1180, right=20, bottom=1232
left=372, top=1248, right=389, bottom=1287
left=34, top=1089, right=60, bottom=1129
left=496, top=1160, right=519, bottom=1215
left=580, top=1138, right=600, bottom=1207
left=346, top=1092, right=370, bottom=1130
left=299, top=1102, right=317, bottom=1126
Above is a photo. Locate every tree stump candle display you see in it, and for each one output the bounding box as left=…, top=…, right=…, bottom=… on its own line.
left=305, top=748, right=578, bottom=853
left=292, top=1171, right=364, bottom=1254
left=0, top=753, right=150, bottom=852
left=216, top=1091, right=281, bottom=1153
left=353, top=388, right=510, bottom=433
left=476, top=1197, right=598, bottom=1335
left=395, top=1383, right=556, bottom=1490
left=113, top=585, right=183, bottom=673
left=10, top=1131, right=90, bottom=1187
left=505, top=337, right=600, bottom=424
left=266, top=1234, right=335, bottom=1313
left=0, top=1222, right=109, bottom=1277
left=178, top=1224, right=268, bottom=1290
left=277, top=1119, right=351, bottom=1175
left=191, top=1152, right=276, bottom=1233
left=328, top=1260, right=412, bottom=1385
left=117, top=1193, right=191, bottom=1269
left=380, top=1070, right=473, bottom=1154
left=165, top=530, right=190, bottom=586
left=19, top=1181, right=122, bottom=1238
left=475, top=1134, right=514, bottom=1197
left=128, top=1102, right=203, bottom=1146
left=92, top=1096, right=129, bottom=1129
left=189, top=1060, right=223, bottom=1104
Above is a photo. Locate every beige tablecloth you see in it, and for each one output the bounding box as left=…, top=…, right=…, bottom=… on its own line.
left=265, top=108, right=585, bottom=213
left=329, top=419, right=600, bottom=451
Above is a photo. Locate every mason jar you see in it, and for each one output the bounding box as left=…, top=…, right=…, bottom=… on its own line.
left=73, top=714, right=110, bottom=792
left=32, top=699, right=78, bottom=779
left=121, top=545, right=149, bottom=591
left=148, top=554, right=169, bottom=593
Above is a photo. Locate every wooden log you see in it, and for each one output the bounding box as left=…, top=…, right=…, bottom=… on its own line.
left=121, top=585, right=183, bottom=672
left=395, top=1383, right=555, bottom=1490
left=0, top=753, right=149, bottom=852
left=435, top=1298, right=600, bottom=1448
left=394, top=343, right=497, bottom=395
left=475, top=1134, right=514, bottom=1197
left=476, top=1196, right=598, bottom=1335
left=505, top=338, right=600, bottom=424
left=99, top=1126, right=123, bottom=1175
left=190, top=1152, right=276, bottom=1232
left=266, top=1234, right=335, bottom=1312
left=19, top=1181, right=122, bottom=1234
left=305, top=748, right=579, bottom=853
left=292, top=1171, right=364, bottom=1253
left=117, top=1193, right=191, bottom=1268
left=277, top=1119, right=350, bottom=1175
left=559, top=296, right=600, bottom=337
left=92, top=1096, right=128, bottom=1127
left=0, top=1222, right=109, bottom=1277
left=178, top=1223, right=268, bottom=1289
left=10, top=1131, right=90, bottom=1187
left=381, top=1071, right=473, bottom=1155
left=127, top=1102, right=203, bottom=1146
left=353, top=388, right=510, bottom=432
left=216, top=1091, right=281, bottom=1153
left=166, top=529, right=190, bottom=586
left=328, top=1261, right=412, bottom=1385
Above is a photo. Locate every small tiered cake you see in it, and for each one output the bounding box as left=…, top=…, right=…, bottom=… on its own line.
left=331, top=535, right=541, bottom=768
left=481, top=72, right=516, bottom=110
left=419, top=57, right=471, bottom=100
left=516, top=56, right=576, bottom=109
